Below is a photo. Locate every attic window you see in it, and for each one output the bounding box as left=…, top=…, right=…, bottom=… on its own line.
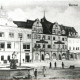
left=37, top=21, right=39, bottom=24
left=62, top=30, right=65, bottom=34
left=52, top=30, right=56, bottom=33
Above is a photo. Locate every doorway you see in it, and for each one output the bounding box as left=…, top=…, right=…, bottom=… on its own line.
left=41, top=54, right=44, bottom=60
left=25, top=54, right=30, bottom=62
left=59, top=54, right=62, bottom=60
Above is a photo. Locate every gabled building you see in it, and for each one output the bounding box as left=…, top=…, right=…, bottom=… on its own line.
left=0, top=6, right=78, bottom=65
left=14, top=16, right=78, bottom=62
left=0, top=7, right=32, bottom=64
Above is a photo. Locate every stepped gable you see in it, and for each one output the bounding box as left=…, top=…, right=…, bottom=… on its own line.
left=41, top=17, right=53, bottom=34
left=13, top=19, right=35, bottom=29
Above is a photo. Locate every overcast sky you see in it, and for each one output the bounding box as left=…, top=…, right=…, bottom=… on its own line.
left=0, top=0, right=80, bottom=35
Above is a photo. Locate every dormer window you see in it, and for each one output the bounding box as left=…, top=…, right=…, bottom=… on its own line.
left=62, top=30, right=65, bottom=34
left=52, top=30, right=56, bottom=33
left=69, top=32, right=71, bottom=36
left=37, top=21, right=39, bottom=24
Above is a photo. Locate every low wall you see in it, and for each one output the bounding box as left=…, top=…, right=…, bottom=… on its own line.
left=0, top=68, right=34, bottom=79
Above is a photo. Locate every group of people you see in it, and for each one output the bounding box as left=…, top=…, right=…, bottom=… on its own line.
left=34, top=62, right=65, bottom=79
left=49, top=62, right=64, bottom=69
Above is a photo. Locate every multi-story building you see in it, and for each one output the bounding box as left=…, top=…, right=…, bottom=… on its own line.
left=0, top=7, right=32, bottom=64
left=15, top=17, right=77, bottom=61
left=0, top=6, right=78, bottom=65
left=68, top=36, right=80, bottom=60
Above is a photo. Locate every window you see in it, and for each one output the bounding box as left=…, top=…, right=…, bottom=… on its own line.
left=33, top=34, right=37, bottom=39
left=73, top=47, right=75, bottom=50
left=52, top=30, right=56, bottom=33
left=0, top=42, right=5, bottom=48
left=53, top=44, right=55, bottom=48
left=53, top=37, right=55, bottom=40
left=48, top=45, right=51, bottom=48
left=38, top=28, right=43, bottom=33
left=23, top=43, right=30, bottom=49
left=7, top=42, right=11, bottom=48
left=7, top=55, right=10, bottom=61
left=37, top=21, right=39, bottom=24
left=18, top=33, right=23, bottom=38
left=27, top=34, right=31, bottom=39
left=62, top=30, right=65, bottom=34
left=69, top=47, right=71, bottom=50
left=27, top=45, right=30, bottom=49
left=1, top=55, right=4, bottom=61
left=76, top=47, right=78, bottom=50
left=62, top=38, right=64, bottom=41
left=0, top=32, right=4, bottom=37
left=48, top=36, right=50, bottom=40
left=62, top=45, right=65, bottom=49
left=43, top=35, right=45, bottom=39
left=43, top=44, right=45, bottom=48
left=9, top=32, right=14, bottom=38
left=37, top=35, right=41, bottom=39
left=65, top=38, right=67, bottom=41
left=23, top=44, right=26, bottom=49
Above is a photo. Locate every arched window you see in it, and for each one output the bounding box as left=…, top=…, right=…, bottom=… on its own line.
left=53, top=53, right=56, bottom=59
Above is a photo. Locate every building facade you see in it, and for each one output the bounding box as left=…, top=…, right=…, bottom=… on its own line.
left=0, top=6, right=79, bottom=65
left=31, top=18, right=68, bottom=61
left=0, top=7, right=32, bottom=64
left=68, top=37, right=80, bottom=60
left=14, top=17, right=78, bottom=62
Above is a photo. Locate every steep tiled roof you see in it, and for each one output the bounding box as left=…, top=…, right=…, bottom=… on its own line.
left=13, top=19, right=35, bottom=29
left=41, top=17, right=53, bottom=34
left=13, top=18, right=77, bottom=36
left=60, top=25, right=77, bottom=36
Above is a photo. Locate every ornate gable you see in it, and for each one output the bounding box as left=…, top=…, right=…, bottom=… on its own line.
left=32, top=18, right=43, bottom=33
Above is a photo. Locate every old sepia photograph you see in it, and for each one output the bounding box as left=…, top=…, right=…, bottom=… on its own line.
left=0, top=0, right=80, bottom=79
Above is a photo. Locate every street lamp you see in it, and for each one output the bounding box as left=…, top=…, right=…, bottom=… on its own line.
left=19, top=36, right=22, bottom=66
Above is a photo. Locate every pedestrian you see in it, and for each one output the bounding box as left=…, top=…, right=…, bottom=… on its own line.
left=49, top=62, right=52, bottom=69
left=34, top=69, right=37, bottom=79
left=54, top=62, right=56, bottom=68
left=43, top=66, right=46, bottom=77
left=62, top=62, right=64, bottom=69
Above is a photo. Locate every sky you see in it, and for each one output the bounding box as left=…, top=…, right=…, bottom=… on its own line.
left=0, top=0, right=80, bottom=35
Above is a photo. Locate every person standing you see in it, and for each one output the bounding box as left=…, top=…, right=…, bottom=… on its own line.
left=34, top=69, right=37, bottom=79
left=54, top=62, right=56, bottom=68
left=62, top=62, right=64, bottom=69
left=49, top=62, right=52, bottom=69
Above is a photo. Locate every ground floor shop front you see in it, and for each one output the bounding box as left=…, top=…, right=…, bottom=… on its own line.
left=0, top=51, right=80, bottom=64
left=33, top=51, right=68, bottom=61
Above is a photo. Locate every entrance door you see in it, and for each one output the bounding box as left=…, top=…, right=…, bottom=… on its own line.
left=59, top=54, right=61, bottom=60
left=42, top=54, right=44, bottom=60
left=25, top=54, right=30, bottom=62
